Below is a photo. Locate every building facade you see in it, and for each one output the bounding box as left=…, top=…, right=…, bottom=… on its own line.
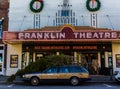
left=0, top=0, right=9, bottom=75
left=2, top=0, right=120, bottom=75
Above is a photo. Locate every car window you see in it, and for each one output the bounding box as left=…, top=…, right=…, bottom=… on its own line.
left=70, top=66, right=88, bottom=73
left=59, top=67, right=69, bottom=73
left=43, top=67, right=58, bottom=73
left=80, top=67, right=88, bottom=73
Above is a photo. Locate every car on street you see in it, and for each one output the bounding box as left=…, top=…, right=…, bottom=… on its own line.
left=22, top=65, right=91, bottom=86
left=115, top=70, right=120, bottom=82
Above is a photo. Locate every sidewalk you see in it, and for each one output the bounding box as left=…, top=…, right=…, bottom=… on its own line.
left=89, top=75, right=115, bottom=82
left=0, top=75, right=23, bottom=84
left=0, top=75, right=116, bottom=84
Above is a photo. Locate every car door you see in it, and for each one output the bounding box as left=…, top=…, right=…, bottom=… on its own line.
left=40, top=67, right=58, bottom=80
left=58, top=67, right=71, bottom=80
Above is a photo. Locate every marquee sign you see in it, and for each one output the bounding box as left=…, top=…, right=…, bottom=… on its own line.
left=3, top=25, right=120, bottom=43
left=17, top=30, right=118, bottom=40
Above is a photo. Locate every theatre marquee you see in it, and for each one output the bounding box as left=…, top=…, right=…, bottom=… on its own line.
left=3, top=25, right=120, bottom=43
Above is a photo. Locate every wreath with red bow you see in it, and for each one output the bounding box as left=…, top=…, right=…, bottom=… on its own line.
left=30, top=0, right=44, bottom=13
left=86, top=0, right=101, bottom=12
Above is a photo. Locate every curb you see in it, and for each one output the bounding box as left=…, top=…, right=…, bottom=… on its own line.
left=87, top=81, right=117, bottom=83
left=0, top=81, right=25, bottom=85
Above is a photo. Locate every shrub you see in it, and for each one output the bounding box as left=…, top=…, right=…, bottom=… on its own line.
left=15, top=69, right=26, bottom=77
left=7, top=74, right=16, bottom=83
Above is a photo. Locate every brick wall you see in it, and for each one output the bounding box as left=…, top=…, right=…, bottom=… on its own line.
left=0, top=0, right=9, bottom=70
left=0, top=0, right=9, bottom=42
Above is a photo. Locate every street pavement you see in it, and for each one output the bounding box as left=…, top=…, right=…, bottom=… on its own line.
left=0, top=82, right=120, bottom=89
left=0, top=75, right=120, bottom=89
left=0, top=75, right=117, bottom=84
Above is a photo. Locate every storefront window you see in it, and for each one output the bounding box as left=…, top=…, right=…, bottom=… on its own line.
left=10, top=55, right=18, bottom=68
left=29, top=53, right=33, bottom=63
left=36, top=54, right=43, bottom=60
left=22, top=52, right=27, bottom=69
left=108, top=52, right=112, bottom=68
left=0, top=20, right=2, bottom=38
left=116, top=54, right=120, bottom=68
left=108, top=52, right=112, bottom=57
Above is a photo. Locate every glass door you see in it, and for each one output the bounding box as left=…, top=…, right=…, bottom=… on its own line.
left=22, top=52, right=28, bottom=69
left=0, top=53, right=3, bottom=75
left=81, top=53, right=98, bottom=75
left=0, top=45, right=4, bottom=75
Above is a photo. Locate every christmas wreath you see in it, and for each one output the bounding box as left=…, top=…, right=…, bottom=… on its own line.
left=30, top=0, right=44, bottom=13
left=86, top=0, right=101, bottom=12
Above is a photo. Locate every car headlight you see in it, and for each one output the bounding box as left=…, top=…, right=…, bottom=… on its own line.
left=23, top=74, right=29, bottom=78
left=22, top=75, right=26, bottom=78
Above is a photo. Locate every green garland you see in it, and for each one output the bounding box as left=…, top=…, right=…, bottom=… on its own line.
left=30, top=0, right=44, bottom=13
left=86, top=0, right=101, bottom=12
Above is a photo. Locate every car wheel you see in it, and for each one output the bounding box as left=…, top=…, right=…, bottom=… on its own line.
left=70, top=77, right=79, bottom=86
left=30, top=77, right=40, bottom=86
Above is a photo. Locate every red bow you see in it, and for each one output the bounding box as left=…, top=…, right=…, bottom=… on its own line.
left=37, top=0, right=43, bottom=2
left=91, top=0, right=95, bottom=8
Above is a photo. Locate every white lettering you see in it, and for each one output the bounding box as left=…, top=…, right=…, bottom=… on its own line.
left=86, top=32, right=92, bottom=38
left=18, top=33, right=24, bottom=39
left=17, top=31, right=120, bottom=40
left=25, top=33, right=30, bottom=38
left=73, top=33, right=79, bottom=38
left=98, top=32, right=104, bottom=38
left=31, top=33, right=36, bottom=38
left=37, top=33, right=43, bottom=38
left=79, top=33, right=85, bottom=38
left=111, top=32, right=117, bottom=38
left=56, top=33, right=59, bottom=38
left=105, top=32, right=110, bottom=38
left=59, top=33, right=65, bottom=38
left=93, top=32, right=99, bottom=38
left=44, top=33, right=49, bottom=39
left=50, top=33, right=55, bottom=39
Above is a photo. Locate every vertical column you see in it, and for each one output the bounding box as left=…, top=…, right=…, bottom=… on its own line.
left=33, top=52, right=36, bottom=62
left=105, top=52, right=108, bottom=67
left=26, top=52, right=30, bottom=66
left=78, top=53, right=81, bottom=64
left=74, top=52, right=77, bottom=64
left=98, top=52, right=101, bottom=68
left=6, top=44, right=22, bottom=76
left=56, top=52, right=60, bottom=56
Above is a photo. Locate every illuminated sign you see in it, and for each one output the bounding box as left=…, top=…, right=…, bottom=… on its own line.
left=34, top=46, right=97, bottom=50
left=18, top=27, right=119, bottom=40
left=73, top=46, right=97, bottom=50
left=18, top=31, right=118, bottom=39
left=34, top=46, right=70, bottom=50
left=3, top=25, right=120, bottom=43
left=18, top=32, right=66, bottom=39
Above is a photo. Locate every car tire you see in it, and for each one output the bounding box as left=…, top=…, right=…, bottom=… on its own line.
left=30, top=77, right=40, bottom=86
left=70, top=77, right=79, bottom=86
